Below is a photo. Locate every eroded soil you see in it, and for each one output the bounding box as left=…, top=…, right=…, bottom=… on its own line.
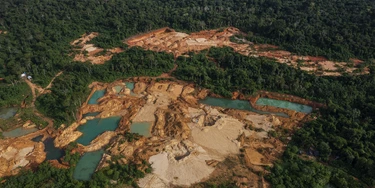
left=52, top=78, right=314, bottom=187
left=70, top=32, right=123, bottom=64
left=0, top=127, right=53, bottom=178
left=125, top=27, right=369, bottom=76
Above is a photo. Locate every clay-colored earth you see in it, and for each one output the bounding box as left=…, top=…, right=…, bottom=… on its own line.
left=70, top=32, right=123, bottom=64
left=0, top=129, right=48, bottom=178
left=125, top=27, right=369, bottom=76
left=50, top=78, right=311, bottom=187
left=69, top=28, right=368, bottom=76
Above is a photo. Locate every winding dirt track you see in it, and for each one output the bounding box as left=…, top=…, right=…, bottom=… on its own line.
left=22, top=71, right=63, bottom=128
left=24, top=71, right=63, bottom=107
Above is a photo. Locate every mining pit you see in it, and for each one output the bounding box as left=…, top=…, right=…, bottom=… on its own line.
left=52, top=78, right=315, bottom=187
left=0, top=77, right=319, bottom=187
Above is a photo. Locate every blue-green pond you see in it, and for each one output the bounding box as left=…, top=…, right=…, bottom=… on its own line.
left=125, top=82, right=134, bottom=91
left=73, top=149, right=104, bottom=181
left=76, top=117, right=120, bottom=146
left=2, top=127, right=38, bottom=138
left=88, top=90, right=105, bottom=104
left=256, top=98, right=313, bottom=113
left=0, top=107, right=18, bottom=119
left=199, top=97, right=289, bottom=117
left=130, top=122, right=152, bottom=137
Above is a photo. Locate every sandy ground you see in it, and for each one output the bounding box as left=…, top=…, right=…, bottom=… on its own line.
left=140, top=141, right=215, bottom=187
left=138, top=174, right=169, bottom=188
left=0, top=137, right=46, bottom=177
left=246, top=114, right=279, bottom=132
left=133, top=104, right=158, bottom=122
left=190, top=115, right=244, bottom=158
left=244, top=148, right=272, bottom=166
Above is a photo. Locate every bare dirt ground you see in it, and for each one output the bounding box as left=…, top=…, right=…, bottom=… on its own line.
left=125, top=27, right=369, bottom=76
left=0, top=127, right=52, bottom=178
left=52, top=78, right=311, bottom=187
left=70, top=32, right=123, bottom=64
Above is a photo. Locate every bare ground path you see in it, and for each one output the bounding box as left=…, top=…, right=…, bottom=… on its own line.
left=24, top=71, right=63, bottom=107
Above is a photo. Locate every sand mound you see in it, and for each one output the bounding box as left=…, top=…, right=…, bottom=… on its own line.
left=142, top=141, right=215, bottom=186
left=191, top=115, right=244, bottom=158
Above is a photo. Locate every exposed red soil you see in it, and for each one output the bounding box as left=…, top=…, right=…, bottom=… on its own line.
left=125, top=27, right=369, bottom=76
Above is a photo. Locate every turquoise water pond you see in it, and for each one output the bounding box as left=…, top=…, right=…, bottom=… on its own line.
left=0, top=107, right=18, bottom=119
left=199, top=97, right=289, bottom=118
left=76, top=117, right=120, bottom=146
left=126, top=82, right=134, bottom=91
left=43, top=138, right=65, bottom=160
left=73, top=150, right=104, bottom=181
left=2, top=127, right=38, bottom=138
left=88, top=90, right=105, bottom=104
left=256, top=98, right=313, bottom=113
left=130, top=122, right=152, bottom=137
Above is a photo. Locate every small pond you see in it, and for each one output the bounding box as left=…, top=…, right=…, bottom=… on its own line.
left=73, top=149, right=104, bottom=181
left=199, top=97, right=289, bottom=117
left=125, top=82, right=134, bottom=91
left=76, top=117, right=120, bottom=146
left=0, top=107, right=18, bottom=119
left=256, top=98, right=313, bottom=113
left=130, top=122, right=152, bottom=137
left=43, top=138, right=65, bottom=161
left=2, top=127, right=38, bottom=138
left=88, top=90, right=106, bottom=104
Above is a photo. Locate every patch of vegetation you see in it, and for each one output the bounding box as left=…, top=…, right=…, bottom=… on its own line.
left=35, top=48, right=174, bottom=126
left=123, top=132, right=141, bottom=142
left=0, top=83, right=31, bottom=107
left=89, top=161, right=148, bottom=187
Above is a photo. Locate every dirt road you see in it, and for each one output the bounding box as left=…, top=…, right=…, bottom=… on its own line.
left=24, top=71, right=63, bottom=107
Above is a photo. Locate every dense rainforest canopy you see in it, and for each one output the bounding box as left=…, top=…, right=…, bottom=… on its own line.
left=1, top=0, right=375, bottom=187
left=0, top=0, right=374, bottom=86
